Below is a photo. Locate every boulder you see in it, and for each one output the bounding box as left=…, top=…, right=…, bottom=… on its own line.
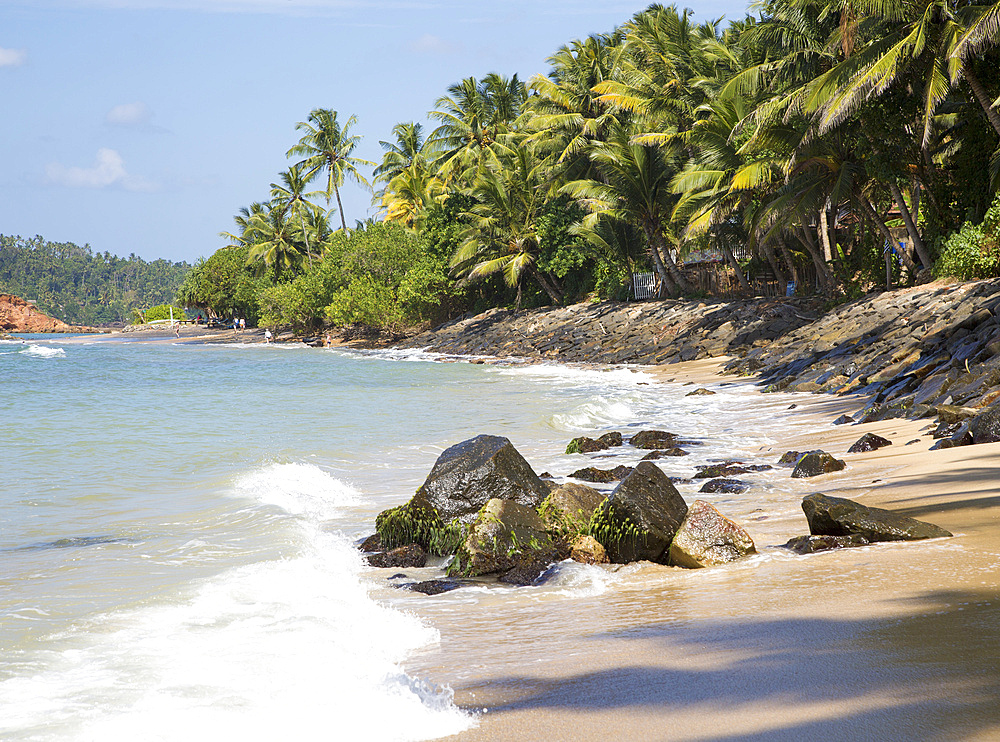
left=685, top=387, right=716, bottom=396
left=366, top=543, right=427, bottom=568
left=778, top=450, right=817, bottom=466
left=358, top=533, right=382, bottom=552
left=411, top=435, right=549, bottom=525
left=590, top=461, right=688, bottom=564
left=833, top=415, right=855, bottom=425
left=698, top=478, right=750, bottom=494
left=375, top=499, right=458, bottom=555
left=791, top=451, right=847, bottom=478
left=570, top=465, right=633, bottom=484
left=498, top=559, right=553, bottom=586
left=801, top=493, right=952, bottom=542
left=694, top=462, right=751, bottom=478
left=568, top=534, right=609, bottom=565
left=783, top=534, right=871, bottom=554
left=847, top=433, right=892, bottom=453
left=565, top=436, right=608, bottom=454
left=404, top=580, right=462, bottom=595
left=641, top=448, right=689, bottom=459
left=539, top=483, right=606, bottom=533
left=668, top=500, right=757, bottom=568
left=971, top=401, right=1000, bottom=444
left=598, top=431, right=624, bottom=447
left=449, top=498, right=557, bottom=577
left=630, top=430, right=680, bottom=449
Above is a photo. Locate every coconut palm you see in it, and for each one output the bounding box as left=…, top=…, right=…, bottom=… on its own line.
left=270, top=164, right=323, bottom=266
left=287, top=109, right=375, bottom=232
left=451, top=138, right=564, bottom=306
left=563, top=122, right=691, bottom=296
left=244, top=204, right=306, bottom=279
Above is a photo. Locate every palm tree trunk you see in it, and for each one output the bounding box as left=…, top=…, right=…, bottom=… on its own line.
left=642, top=225, right=675, bottom=297
left=334, top=185, right=348, bottom=232
left=777, top=236, right=800, bottom=285
left=761, top=240, right=787, bottom=288
left=530, top=266, right=564, bottom=304
left=719, top=235, right=751, bottom=294
left=858, top=195, right=919, bottom=277
left=650, top=229, right=690, bottom=294
left=297, top=211, right=313, bottom=268
left=797, top=226, right=835, bottom=292
left=887, top=181, right=932, bottom=269
left=964, top=65, right=1000, bottom=138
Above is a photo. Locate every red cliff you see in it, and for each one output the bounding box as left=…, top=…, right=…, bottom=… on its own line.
left=0, top=294, right=81, bottom=333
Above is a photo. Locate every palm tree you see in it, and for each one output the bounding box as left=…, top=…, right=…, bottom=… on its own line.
left=270, top=164, right=323, bottom=266
left=244, top=204, right=306, bottom=279
left=563, top=122, right=691, bottom=295
left=429, top=74, right=527, bottom=186
left=287, top=109, right=375, bottom=232
left=451, top=138, right=564, bottom=306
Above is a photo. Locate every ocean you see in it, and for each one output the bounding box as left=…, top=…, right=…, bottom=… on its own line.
left=1, top=333, right=921, bottom=741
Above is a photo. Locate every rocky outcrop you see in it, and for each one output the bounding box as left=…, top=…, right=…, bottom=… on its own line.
left=569, top=465, right=633, bottom=483
left=0, top=294, right=90, bottom=333
left=568, top=535, right=608, bottom=564
left=784, top=534, right=871, bottom=554
left=801, top=493, right=952, bottom=542
left=411, top=435, right=549, bottom=525
left=565, top=432, right=622, bottom=454
left=366, top=543, right=427, bottom=568
left=449, top=498, right=556, bottom=578
left=539, top=483, right=606, bottom=534
left=848, top=433, right=892, bottom=453
left=791, top=451, right=847, bottom=478
left=590, top=461, right=688, bottom=563
left=668, top=500, right=757, bottom=568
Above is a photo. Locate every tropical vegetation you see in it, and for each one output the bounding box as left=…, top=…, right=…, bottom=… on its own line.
left=0, top=234, right=191, bottom=325
left=183, top=0, right=1000, bottom=332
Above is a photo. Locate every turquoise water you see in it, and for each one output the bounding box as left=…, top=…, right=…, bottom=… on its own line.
left=0, top=335, right=815, bottom=741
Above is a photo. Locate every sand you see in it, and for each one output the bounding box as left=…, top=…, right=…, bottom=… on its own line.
left=408, top=358, right=1000, bottom=742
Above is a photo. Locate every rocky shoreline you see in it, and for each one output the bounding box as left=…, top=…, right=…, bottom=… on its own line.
left=398, top=278, right=1000, bottom=450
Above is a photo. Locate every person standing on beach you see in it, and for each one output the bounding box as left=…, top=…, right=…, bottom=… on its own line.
left=264, top=328, right=272, bottom=343
left=239, top=318, right=246, bottom=331
left=174, top=323, right=180, bottom=339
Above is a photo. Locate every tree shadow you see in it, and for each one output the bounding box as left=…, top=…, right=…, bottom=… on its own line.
left=463, top=588, right=1000, bottom=741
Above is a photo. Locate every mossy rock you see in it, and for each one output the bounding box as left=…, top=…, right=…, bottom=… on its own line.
left=375, top=500, right=462, bottom=556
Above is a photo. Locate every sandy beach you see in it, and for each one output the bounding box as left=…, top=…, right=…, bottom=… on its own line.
left=402, top=357, right=1000, bottom=742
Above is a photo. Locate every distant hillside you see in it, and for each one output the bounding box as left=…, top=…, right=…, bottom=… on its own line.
left=0, top=234, right=192, bottom=325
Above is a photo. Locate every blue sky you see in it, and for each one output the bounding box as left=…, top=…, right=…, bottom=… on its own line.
left=2, top=0, right=750, bottom=264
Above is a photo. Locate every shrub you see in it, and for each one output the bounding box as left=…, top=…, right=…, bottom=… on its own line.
left=935, top=192, right=1000, bottom=280
left=133, top=304, right=188, bottom=324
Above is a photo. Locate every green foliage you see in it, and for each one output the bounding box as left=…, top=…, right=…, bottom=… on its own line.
left=374, top=499, right=462, bottom=556
left=935, top=192, right=1000, bottom=280
left=325, top=276, right=405, bottom=329
left=177, top=244, right=266, bottom=324
left=133, top=304, right=188, bottom=324
left=588, top=502, right=645, bottom=559
left=0, top=234, right=191, bottom=325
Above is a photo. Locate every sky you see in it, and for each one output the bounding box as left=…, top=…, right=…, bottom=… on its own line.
left=1, top=0, right=751, bottom=265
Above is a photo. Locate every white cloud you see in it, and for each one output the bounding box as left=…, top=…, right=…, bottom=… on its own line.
left=0, top=47, right=27, bottom=67
left=408, top=33, right=462, bottom=55
left=45, top=148, right=158, bottom=192
left=106, top=101, right=152, bottom=127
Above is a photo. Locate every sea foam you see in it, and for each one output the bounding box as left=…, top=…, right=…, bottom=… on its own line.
left=19, top=344, right=66, bottom=358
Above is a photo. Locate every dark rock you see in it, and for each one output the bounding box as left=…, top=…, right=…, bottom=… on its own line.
left=375, top=499, right=455, bottom=555
left=685, top=387, right=716, bottom=396
left=570, top=466, right=633, bottom=483
left=833, top=414, right=855, bottom=425
left=404, top=580, right=462, bottom=595
left=778, top=450, right=819, bottom=466
left=791, top=451, right=847, bottom=478
left=698, top=478, right=750, bottom=494
left=784, top=534, right=871, bottom=554
left=366, top=543, right=427, bottom=568
left=412, top=435, right=549, bottom=525
left=358, top=533, right=382, bottom=552
left=565, top=436, right=608, bottom=454
left=590, top=461, right=689, bottom=564
left=498, top=559, right=553, bottom=586
left=450, top=498, right=556, bottom=577
left=801, top=493, right=952, bottom=541
left=847, top=433, right=892, bottom=453
left=539, top=482, right=606, bottom=533
left=971, top=401, right=1000, bottom=444
left=669, top=500, right=757, bottom=568
left=641, top=447, right=690, bottom=459
left=597, top=432, right=624, bottom=447
left=629, top=430, right=679, bottom=449
left=693, top=462, right=751, bottom=479
left=937, top=404, right=979, bottom=424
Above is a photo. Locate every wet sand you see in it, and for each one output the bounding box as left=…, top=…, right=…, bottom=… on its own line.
left=409, top=358, right=1000, bottom=742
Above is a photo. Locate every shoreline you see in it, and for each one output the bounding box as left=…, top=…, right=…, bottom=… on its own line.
left=396, top=357, right=1000, bottom=742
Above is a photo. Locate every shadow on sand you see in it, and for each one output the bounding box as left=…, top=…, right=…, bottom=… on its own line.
left=467, top=588, right=1000, bottom=741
